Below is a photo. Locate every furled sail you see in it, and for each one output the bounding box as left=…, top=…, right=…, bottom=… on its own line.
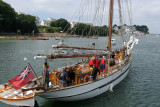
left=35, top=46, right=109, bottom=59
left=51, top=47, right=109, bottom=59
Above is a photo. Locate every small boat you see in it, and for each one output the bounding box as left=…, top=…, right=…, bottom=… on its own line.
left=58, top=40, right=67, bottom=46
left=111, top=39, right=116, bottom=45
left=30, top=37, right=49, bottom=40
left=0, top=84, right=35, bottom=106
left=52, top=39, right=67, bottom=48
left=92, top=36, right=98, bottom=39
left=55, top=37, right=61, bottom=40
left=16, top=36, right=27, bottom=40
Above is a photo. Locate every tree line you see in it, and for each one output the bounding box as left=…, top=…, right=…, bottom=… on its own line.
left=113, top=24, right=149, bottom=34
left=50, top=20, right=110, bottom=36
left=0, top=0, right=38, bottom=34
left=67, top=23, right=109, bottom=36
left=0, top=0, right=149, bottom=36
left=0, top=0, right=115, bottom=37
left=134, top=25, right=149, bottom=34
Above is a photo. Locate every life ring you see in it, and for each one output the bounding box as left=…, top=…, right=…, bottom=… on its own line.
left=83, top=75, right=90, bottom=83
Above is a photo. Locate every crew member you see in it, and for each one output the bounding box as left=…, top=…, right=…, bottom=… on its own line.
left=89, top=57, right=95, bottom=67
left=100, top=56, right=106, bottom=76
left=95, top=57, right=100, bottom=68
left=111, top=51, right=115, bottom=59
left=59, top=69, right=68, bottom=87
left=92, top=64, right=100, bottom=80
left=68, top=68, right=75, bottom=86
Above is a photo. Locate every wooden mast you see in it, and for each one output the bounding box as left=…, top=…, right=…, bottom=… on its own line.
left=108, top=0, right=114, bottom=51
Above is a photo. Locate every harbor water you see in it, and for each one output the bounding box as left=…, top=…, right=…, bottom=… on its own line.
left=0, top=36, right=160, bottom=107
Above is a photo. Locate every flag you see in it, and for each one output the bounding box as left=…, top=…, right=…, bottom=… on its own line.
left=8, top=65, right=35, bottom=90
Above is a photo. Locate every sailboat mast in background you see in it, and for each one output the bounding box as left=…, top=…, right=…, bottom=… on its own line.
left=118, top=0, right=124, bottom=47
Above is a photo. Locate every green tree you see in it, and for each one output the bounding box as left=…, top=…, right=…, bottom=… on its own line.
left=50, top=18, right=70, bottom=32
left=135, top=25, right=149, bottom=34
left=69, top=23, right=109, bottom=37
left=0, top=0, right=17, bottom=32
left=71, top=23, right=90, bottom=36
left=141, top=25, right=149, bottom=34
left=0, top=0, right=39, bottom=34
left=16, top=14, right=38, bottom=34
left=38, top=26, right=62, bottom=33
left=113, top=24, right=117, bottom=28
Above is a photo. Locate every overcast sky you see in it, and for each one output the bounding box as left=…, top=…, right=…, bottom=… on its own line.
left=4, top=0, right=160, bottom=34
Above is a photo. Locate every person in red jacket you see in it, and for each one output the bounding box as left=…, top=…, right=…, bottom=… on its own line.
left=95, top=57, right=100, bottom=68
left=100, top=56, right=106, bottom=76
left=89, top=57, right=95, bottom=67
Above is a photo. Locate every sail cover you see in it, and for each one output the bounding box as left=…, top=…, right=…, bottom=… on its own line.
left=46, top=47, right=109, bottom=59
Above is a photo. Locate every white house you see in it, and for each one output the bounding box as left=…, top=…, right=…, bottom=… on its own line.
left=70, top=22, right=93, bottom=28
left=113, top=26, right=119, bottom=33
left=47, top=17, right=56, bottom=22
left=40, top=17, right=57, bottom=26
left=40, top=20, right=50, bottom=26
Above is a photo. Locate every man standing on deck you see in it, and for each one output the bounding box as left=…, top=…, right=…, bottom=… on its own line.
left=59, top=69, right=68, bottom=87
left=100, top=56, right=106, bottom=76
left=92, top=64, right=100, bottom=81
left=95, top=57, right=100, bottom=68
left=89, top=57, right=95, bottom=68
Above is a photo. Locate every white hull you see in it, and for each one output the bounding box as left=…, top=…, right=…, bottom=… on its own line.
left=37, top=61, right=131, bottom=101
left=0, top=98, right=35, bottom=107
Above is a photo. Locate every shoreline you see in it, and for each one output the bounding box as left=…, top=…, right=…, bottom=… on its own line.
left=0, top=33, right=80, bottom=40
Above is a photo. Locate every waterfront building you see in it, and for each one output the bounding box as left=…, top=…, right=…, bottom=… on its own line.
left=40, top=17, right=57, bottom=26
left=70, top=22, right=93, bottom=28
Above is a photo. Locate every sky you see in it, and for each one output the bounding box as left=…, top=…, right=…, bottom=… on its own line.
left=3, top=0, right=160, bottom=34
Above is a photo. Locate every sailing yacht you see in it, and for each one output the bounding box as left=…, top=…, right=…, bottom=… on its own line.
left=0, top=0, right=138, bottom=106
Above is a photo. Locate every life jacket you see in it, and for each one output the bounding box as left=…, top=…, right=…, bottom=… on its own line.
left=95, top=59, right=100, bottom=67
left=83, top=75, right=90, bottom=83
left=101, top=59, right=106, bottom=64
left=89, top=59, right=95, bottom=65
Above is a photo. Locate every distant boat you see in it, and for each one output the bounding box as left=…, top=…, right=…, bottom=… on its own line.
left=111, top=39, right=116, bottom=45
left=30, top=37, right=49, bottom=40
left=52, top=39, right=67, bottom=48
left=58, top=41, right=67, bottom=46
left=55, top=37, right=61, bottom=40
left=92, top=36, right=98, bottom=39
left=16, top=36, right=27, bottom=40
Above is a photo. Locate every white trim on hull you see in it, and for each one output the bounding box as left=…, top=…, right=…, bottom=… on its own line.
left=37, top=61, right=131, bottom=101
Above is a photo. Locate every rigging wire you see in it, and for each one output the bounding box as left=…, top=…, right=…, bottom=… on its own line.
left=126, top=0, right=133, bottom=25
left=118, top=0, right=124, bottom=46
